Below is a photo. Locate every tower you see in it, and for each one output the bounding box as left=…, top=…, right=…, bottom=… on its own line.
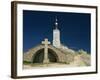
left=53, top=17, right=61, bottom=48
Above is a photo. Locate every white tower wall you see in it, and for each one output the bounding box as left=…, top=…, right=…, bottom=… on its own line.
left=53, top=29, right=61, bottom=48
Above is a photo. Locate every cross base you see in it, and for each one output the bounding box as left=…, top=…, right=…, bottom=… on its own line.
left=43, top=59, right=49, bottom=64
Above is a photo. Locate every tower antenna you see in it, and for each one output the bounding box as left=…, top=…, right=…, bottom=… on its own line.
left=55, top=16, right=58, bottom=29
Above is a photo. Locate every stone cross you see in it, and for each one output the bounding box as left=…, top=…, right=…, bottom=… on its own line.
left=42, top=38, right=50, bottom=63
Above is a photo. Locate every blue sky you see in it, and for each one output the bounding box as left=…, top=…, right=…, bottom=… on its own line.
left=23, top=10, right=91, bottom=53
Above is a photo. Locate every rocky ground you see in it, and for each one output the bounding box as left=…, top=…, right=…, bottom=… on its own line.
left=23, top=63, right=73, bottom=69
left=23, top=63, right=83, bottom=69
left=23, top=54, right=90, bottom=69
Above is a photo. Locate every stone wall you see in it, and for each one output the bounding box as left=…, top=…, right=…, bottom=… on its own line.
left=24, top=44, right=75, bottom=63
